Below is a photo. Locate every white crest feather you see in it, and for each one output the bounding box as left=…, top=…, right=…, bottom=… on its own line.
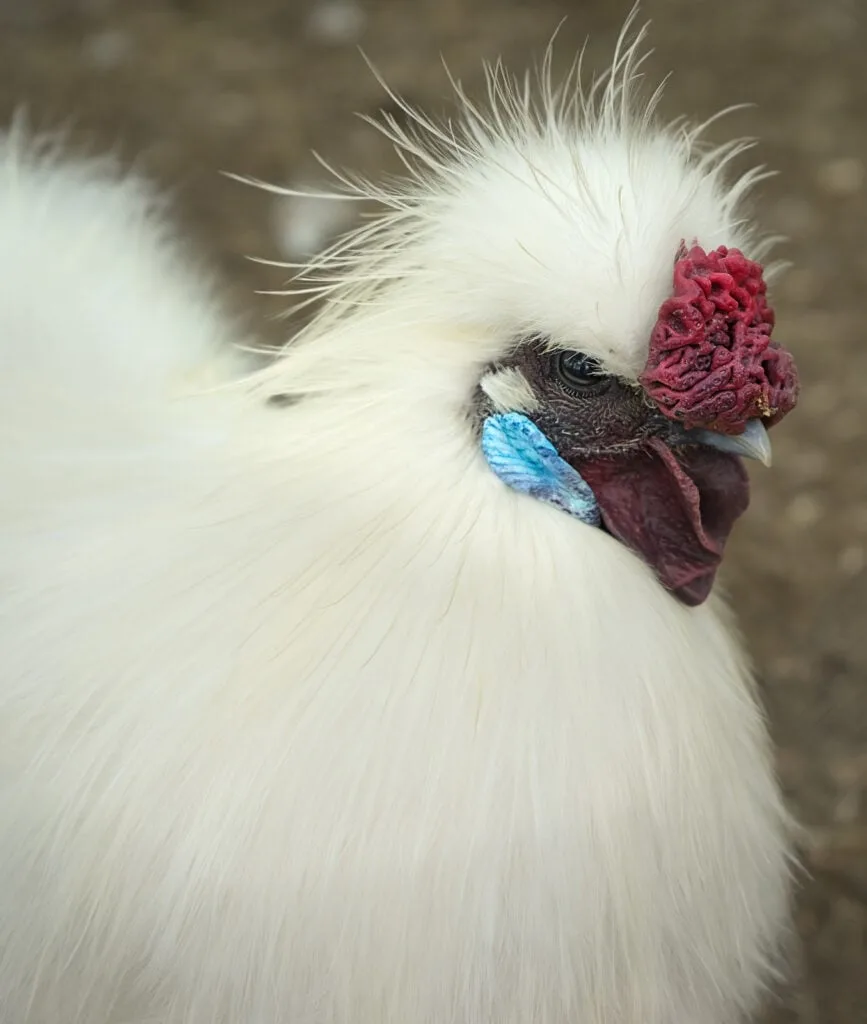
left=228, top=6, right=780, bottom=405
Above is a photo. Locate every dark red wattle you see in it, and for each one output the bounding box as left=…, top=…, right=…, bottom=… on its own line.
left=577, top=438, right=750, bottom=606
left=639, top=243, right=799, bottom=435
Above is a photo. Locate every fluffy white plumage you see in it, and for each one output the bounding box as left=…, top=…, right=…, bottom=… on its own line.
left=0, top=18, right=793, bottom=1024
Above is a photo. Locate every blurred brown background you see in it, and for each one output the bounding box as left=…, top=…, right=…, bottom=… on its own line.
left=1, top=1, right=864, bottom=1021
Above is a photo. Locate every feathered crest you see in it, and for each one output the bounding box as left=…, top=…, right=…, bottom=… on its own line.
left=229, top=3, right=779, bottom=363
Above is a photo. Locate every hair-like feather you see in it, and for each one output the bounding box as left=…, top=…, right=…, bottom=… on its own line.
left=232, top=9, right=781, bottom=402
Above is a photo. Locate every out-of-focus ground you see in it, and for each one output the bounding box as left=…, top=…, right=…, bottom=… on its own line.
left=1, top=0, right=864, bottom=1020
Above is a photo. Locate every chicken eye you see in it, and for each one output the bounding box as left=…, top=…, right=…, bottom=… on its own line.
left=555, top=351, right=610, bottom=393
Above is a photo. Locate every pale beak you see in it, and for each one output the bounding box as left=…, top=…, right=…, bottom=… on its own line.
left=692, top=418, right=773, bottom=468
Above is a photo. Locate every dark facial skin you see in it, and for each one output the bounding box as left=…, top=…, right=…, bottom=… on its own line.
left=476, top=336, right=680, bottom=457
left=474, top=336, right=751, bottom=606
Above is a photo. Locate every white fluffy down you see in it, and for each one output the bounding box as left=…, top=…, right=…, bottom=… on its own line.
left=0, top=25, right=792, bottom=1024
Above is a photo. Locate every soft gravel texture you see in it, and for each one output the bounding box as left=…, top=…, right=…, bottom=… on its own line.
left=1, top=1, right=864, bottom=1021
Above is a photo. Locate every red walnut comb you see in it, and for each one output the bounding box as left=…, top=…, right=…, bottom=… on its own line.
left=639, top=243, right=799, bottom=434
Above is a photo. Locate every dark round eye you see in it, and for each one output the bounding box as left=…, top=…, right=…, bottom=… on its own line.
left=555, top=351, right=609, bottom=392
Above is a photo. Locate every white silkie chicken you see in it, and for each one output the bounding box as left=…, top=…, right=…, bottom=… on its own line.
left=0, top=18, right=800, bottom=1024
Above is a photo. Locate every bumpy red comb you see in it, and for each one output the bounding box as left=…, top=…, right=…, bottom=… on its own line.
left=639, top=243, right=799, bottom=434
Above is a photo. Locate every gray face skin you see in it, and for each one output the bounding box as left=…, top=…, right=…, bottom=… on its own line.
left=474, top=336, right=682, bottom=456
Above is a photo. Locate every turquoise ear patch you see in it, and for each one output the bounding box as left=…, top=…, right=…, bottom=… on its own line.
left=481, top=412, right=600, bottom=526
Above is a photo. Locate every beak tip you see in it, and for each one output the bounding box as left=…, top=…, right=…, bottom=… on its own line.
left=743, top=419, right=774, bottom=468
left=690, top=418, right=774, bottom=467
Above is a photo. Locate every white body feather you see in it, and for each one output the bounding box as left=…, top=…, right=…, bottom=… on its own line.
left=0, top=25, right=792, bottom=1024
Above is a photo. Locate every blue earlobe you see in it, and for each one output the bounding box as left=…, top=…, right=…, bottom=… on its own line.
left=481, top=413, right=601, bottom=527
